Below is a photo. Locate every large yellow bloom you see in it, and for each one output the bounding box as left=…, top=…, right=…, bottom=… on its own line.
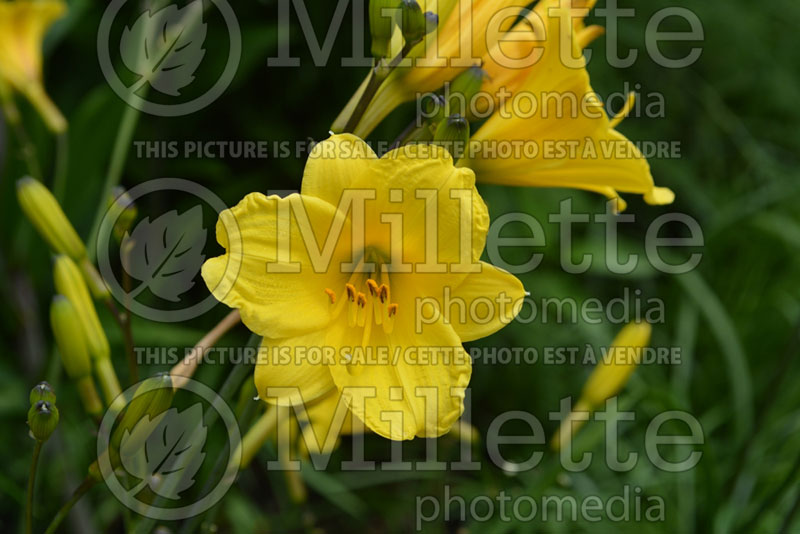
left=0, top=0, right=67, bottom=132
left=333, top=0, right=527, bottom=137
left=203, top=134, right=525, bottom=440
left=466, top=1, right=673, bottom=207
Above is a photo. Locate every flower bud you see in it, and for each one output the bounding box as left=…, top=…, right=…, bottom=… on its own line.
left=53, top=255, right=110, bottom=363
left=433, top=114, right=470, bottom=161
left=30, top=381, right=56, bottom=405
left=107, top=186, right=138, bottom=243
left=580, top=322, right=651, bottom=407
left=400, top=0, right=428, bottom=44
left=50, top=295, right=92, bottom=379
left=369, top=0, right=400, bottom=58
left=28, top=400, right=59, bottom=441
left=16, top=177, right=85, bottom=260
left=447, top=66, right=486, bottom=118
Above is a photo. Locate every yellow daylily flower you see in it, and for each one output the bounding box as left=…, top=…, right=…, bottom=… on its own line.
left=333, top=0, right=527, bottom=137
left=0, top=0, right=67, bottom=132
left=203, top=134, right=525, bottom=440
left=551, top=321, right=652, bottom=450
left=465, top=1, right=674, bottom=208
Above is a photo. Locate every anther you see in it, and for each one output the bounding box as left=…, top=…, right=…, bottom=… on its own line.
left=378, top=284, right=389, bottom=303
left=324, top=288, right=336, bottom=304
left=366, top=279, right=379, bottom=296
left=345, top=283, right=356, bottom=302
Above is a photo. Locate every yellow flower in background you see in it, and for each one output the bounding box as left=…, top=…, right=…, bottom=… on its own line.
left=0, top=0, right=67, bottom=132
left=333, top=0, right=527, bottom=137
left=203, top=134, right=525, bottom=440
left=466, top=1, right=674, bottom=208
left=551, top=321, right=652, bottom=451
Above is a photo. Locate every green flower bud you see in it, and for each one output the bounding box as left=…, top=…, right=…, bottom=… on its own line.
left=370, top=0, right=400, bottom=58
left=50, top=296, right=92, bottom=379
left=29, top=381, right=56, bottom=405
left=447, top=66, right=487, bottom=118
left=433, top=114, right=470, bottom=161
left=107, top=186, right=138, bottom=243
left=400, top=0, right=427, bottom=44
left=28, top=400, right=59, bottom=441
left=53, top=255, right=110, bottom=363
left=16, top=177, right=86, bottom=260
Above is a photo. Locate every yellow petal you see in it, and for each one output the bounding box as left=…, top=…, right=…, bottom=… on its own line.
left=303, top=135, right=489, bottom=268
left=254, top=332, right=337, bottom=406
left=202, top=192, right=352, bottom=339
left=444, top=262, right=526, bottom=342
left=327, top=310, right=471, bottom=440
left=296, top=390, right=364, bottom=455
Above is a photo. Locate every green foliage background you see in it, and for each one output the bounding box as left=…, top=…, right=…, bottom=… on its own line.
left=1, top=0, right=799, bottom=532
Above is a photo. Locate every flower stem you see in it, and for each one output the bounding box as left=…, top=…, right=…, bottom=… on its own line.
left=170, top=309, right=242, bottom=389
left=342, top=42, right=417, bottom=134
left=86, top=103, right=141, bottom=262
left=104, top=297, right=137, bottom=384
left=42, top=476, right=96, bottom=534
left=26, top=440, right=43, bottom=534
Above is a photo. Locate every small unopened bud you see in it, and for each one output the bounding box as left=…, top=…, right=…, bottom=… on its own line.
left=28, top=400, right=59, bottom=441
left=369, top=0, right=400, bottom=58
left=447, top=66, right=487, bottom=118
left=50, top=296, right=92, bottom=379
left=433, top=114, right=470, bottom=161
left=30, top=382, right=56, bottom=405
left=53, top=255, right=110, bottom=363
left=16, top=177, right=85, bottom=260
left=107, top=186, right=138, bottom=243
left=400, top=0, right=429, bottom=44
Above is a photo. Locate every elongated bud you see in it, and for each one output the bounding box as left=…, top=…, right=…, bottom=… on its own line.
left=50, top=296, right=92, bottom=379
left=107, top=186, right=138, bottom=243
left=16, top=177, right=85, bottom=260
left=369, top=0, right=400, bottom=58
left=30, top=381, right=56, bottom=405
left=551, top=322, right=651, bottom=451
left=28, top=400, right=59, bottom=441
left=580, top=322, right=651, bottom=407
left=447, top=66, right=486, bottom=118
left=53, top=255, right=110, bottom=363
left=433, top=114, right=470, bottom=161
left=50, top=296, right=104, bottom=416
left=400, top=0, right=428, bottom=44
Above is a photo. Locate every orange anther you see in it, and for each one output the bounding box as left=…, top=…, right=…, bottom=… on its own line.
left=356, top=292, right=367, bottom=308
left=345, top=283, right=356, bottom=301
left=324, top=288, right=336, bottom=304
left=366, top=279, right=379, bottom=296
left=387, top=303, right=398, bottom=317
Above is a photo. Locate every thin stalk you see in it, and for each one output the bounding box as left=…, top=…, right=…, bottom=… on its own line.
left=170, top=310, right=242, bottom=389
left=342, top=42, right=417, bottom=134
left=86, top=104, right=141, bottom=262
left=52, top=131, right=70, bottom=202
left=26, top=440, right=43, bottom=534
left=104, top=298, right=137, bottom=384
left=42, top=476, right=96, bottom=534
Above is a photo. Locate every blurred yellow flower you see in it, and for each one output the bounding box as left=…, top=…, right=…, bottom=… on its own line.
left=333, top=0, right=527, bottom=137
left=0, top=0, right=67, bottom=132
left=203, top=134, right=525, bottom=440
left=551, top=321, right=652, bottom=450
left=466, top=1, right=674, bottom=208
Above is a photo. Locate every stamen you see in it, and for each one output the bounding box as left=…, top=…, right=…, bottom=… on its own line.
left=378, top=284, right=389, bottom=303
left=356, top=292, right=367, bottom=327
left=366, top=279, right=379, bottom=296
left=384, top=303, right=398, bottom=334
left=345, top=283, right=356, bottom=302
left=324, top=288, right=336, bottom=304
left=388, top=303, right=398, bottom=317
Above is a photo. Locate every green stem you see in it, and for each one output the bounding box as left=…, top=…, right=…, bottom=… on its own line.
left=86, top=103, right=141, bottom=262
left=342, top=42, right=416, bottom=134
left=52, top=131, right=70, bottom=202
left=26, top=440, right=43, bottom=534
left=43, top=476, right=96, bottom=534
